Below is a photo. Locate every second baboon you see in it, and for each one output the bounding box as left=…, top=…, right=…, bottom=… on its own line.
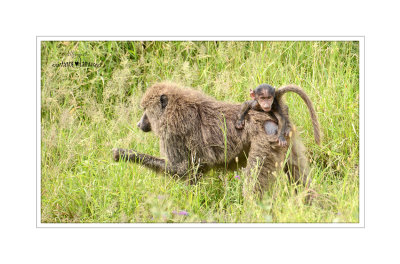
left=113, top=82, right=311, bottom=192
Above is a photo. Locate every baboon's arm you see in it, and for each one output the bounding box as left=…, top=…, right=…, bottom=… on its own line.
left=238, top=100, right=256, bottom=120
left=112, top=148, right=188, bottom=177
left=236, top=100, right=257, bottom=129
left=273, top=102, right=290, bottom=146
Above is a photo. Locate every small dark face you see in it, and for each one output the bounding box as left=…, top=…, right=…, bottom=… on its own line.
left=251, top=84, right=275, bottom=112
left=251, top=89, right=274, bottom=112
left=257, top=90, right=274, bottom=112
left=137, top=113, right=152, bottom=132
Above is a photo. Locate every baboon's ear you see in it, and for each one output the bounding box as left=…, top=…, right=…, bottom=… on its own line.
left=250, top=90, right=256, bottom=100
left=160, top=94, right=168, bottom=109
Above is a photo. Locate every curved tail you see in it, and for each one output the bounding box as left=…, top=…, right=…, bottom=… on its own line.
left=275, top=84, right=321, bottom=145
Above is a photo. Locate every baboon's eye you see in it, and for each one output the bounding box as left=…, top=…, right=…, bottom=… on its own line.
left=160, top=94, right=168, bottom=109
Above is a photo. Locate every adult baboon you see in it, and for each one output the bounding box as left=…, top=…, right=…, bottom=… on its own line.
left=113, top=82, right=310, bottom=191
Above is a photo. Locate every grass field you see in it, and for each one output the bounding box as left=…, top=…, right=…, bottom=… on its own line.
left=40, top=41, right=359, bottom=223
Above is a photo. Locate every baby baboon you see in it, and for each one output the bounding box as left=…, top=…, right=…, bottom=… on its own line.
left=113, top=82, right=311, bottom=192
left=236, top=84, right=321, bottom=146
left=236, top=84, right=291, bottom=147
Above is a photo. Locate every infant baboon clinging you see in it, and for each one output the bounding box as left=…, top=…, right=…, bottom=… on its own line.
left=113, top=82, right=311, bottom=192
left=236, top=84, right=292, bottom=147
left=236, top=84, right=321, bottom=146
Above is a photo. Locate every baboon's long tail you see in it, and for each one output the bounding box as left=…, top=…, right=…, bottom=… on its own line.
left=275, top=84, right=321, bottom=145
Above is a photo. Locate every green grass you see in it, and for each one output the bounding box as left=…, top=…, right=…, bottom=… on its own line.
left=40, top=41, right=359, bottom=223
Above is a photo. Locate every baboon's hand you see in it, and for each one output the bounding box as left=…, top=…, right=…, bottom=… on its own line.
left=284, top=127, right=292, bottom=137
left=278, top=136, right=288, bottom=147
left=112, top=148, right=121, bottom=161
left=112, top=148, right=138, bottom=162
left=235, top=119, right=245, bottom=129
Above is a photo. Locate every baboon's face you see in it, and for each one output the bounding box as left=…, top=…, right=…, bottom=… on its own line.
left=252, top=89, right=274, bottom=112
left=138, top=93, right=169, bottom=133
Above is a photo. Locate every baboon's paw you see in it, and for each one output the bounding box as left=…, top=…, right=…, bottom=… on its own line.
left=112, top=148, right=122, bottom=162
left=235, top=120, right=245, bottom=129
left=278, top=137, right=288, bottom=147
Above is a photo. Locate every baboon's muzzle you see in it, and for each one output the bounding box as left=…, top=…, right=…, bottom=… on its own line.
left=137, top=113, right=152, bottom=132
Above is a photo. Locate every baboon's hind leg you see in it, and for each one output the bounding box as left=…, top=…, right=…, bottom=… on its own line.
left=244, top=140, right=285, bottom=197
left=285, top=137, right=311, bottom=187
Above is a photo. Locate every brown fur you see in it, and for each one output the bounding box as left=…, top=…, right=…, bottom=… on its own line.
left=113, top=82, right=311, bottom=192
